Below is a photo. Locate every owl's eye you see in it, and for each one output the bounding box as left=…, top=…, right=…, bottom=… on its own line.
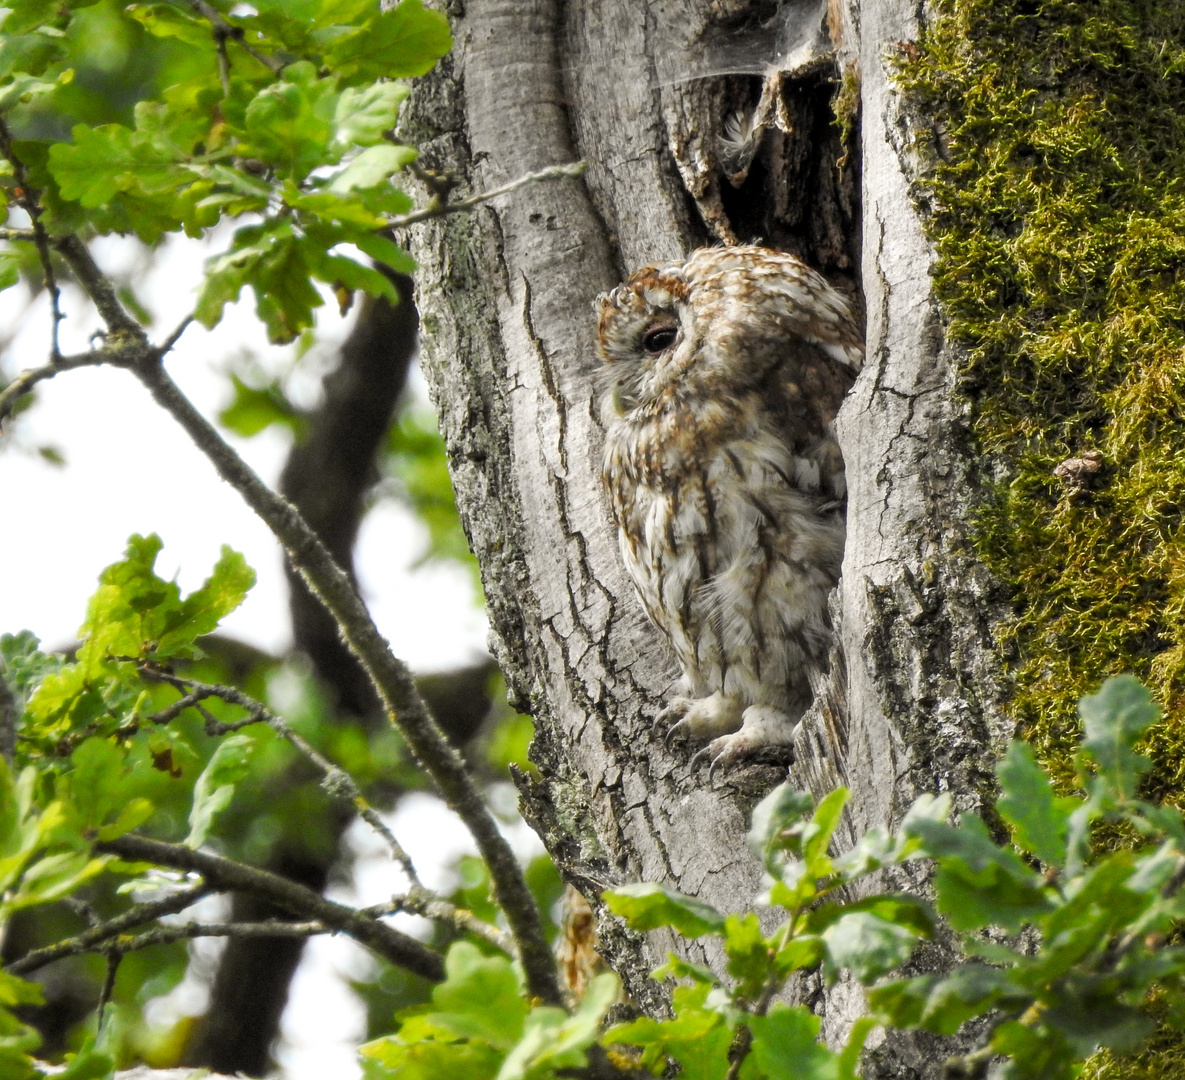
left=642, top=323, right=678, bottom=354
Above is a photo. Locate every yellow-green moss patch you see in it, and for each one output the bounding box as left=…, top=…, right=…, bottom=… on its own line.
left=897, top=4, right=1185, bottom=1071
left=897, top=0, right=1185, bottom=801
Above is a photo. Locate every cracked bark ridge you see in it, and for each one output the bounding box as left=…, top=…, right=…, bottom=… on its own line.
left=403, top=0, right=1010, bottom=1059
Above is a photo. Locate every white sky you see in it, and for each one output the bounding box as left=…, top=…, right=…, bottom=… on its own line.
left=0, top=233, right=489, bottom=672
left=0, top=232, right=502, bottom=1078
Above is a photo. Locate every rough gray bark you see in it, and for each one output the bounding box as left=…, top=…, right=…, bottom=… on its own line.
left=401, top=0, right=1012, bottom=1067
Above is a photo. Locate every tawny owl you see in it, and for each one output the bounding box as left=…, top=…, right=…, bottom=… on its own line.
left=596, top=245, right=863, bottom=771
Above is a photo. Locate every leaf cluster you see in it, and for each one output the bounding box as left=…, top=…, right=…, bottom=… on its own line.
left=601, top=676, right=1185, bottom=1080
left=361, top=942, right=618, bottom=1080
left=0, top=536, right=397, bottom=1066
left=0, top=0, right=451, bottom=342
left=5, top=533, right=1185, bottom=1080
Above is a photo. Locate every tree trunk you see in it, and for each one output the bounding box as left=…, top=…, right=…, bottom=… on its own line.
left=401, top=0, right=1010, bottom=1063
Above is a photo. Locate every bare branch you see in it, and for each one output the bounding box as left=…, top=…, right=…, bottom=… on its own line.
left=96, top=953, right=120, bottom=1031
left=7, top=882, right=211, bottom=975
left=12, top=918, right=338, bottom=973
left=12, top=898, right=511, bottom=979
left=95, top=833, right=446, bottom=982
left=0, top=226, right=145, bottom=344
left=28, top=920, right=340, bottom=969
left=130, top=919, right=333, bottom=945
left=0, top=348, right=115, bottom=424
left=53, top=235, right=146, bottom=340
left=158, top=314, right=195, bottom=357
left=0, top=117, right=63, bottom=358
left=386, top=161, right=586, bottom=230
left=390, top=892, right=518, bottom=956
left=125, top=355, right=563, bottom=1005
left=142, top=668, right=421, bottom=887
left=9, top=881, right=515, bottom=976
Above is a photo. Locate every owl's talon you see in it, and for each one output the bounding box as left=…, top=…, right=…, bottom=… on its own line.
left=685, top=741, right=754, bottom=786
left=688, top=744, right=712, bottom=773
left=656, top=699, right=693, bottom=748
left=707, top=755, right=725, bottom=788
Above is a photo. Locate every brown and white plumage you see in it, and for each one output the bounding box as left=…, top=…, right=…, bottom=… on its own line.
left=595, top=245, right=862, bottom=769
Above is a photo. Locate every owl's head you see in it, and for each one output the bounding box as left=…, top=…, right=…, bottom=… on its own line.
left=594, top=261, right=697, bottom=419
left=594, top=246, right=863, bottom=424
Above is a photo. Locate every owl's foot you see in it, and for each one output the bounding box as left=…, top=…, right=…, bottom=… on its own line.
left=658, top=692, right=744, bottom=748
left=688, top=705, right=800, bottom=782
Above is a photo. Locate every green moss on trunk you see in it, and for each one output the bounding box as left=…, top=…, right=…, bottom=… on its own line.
left=898, top=0, right=1185, bottom=790
left=897, top=2, right=1185, bottom=1074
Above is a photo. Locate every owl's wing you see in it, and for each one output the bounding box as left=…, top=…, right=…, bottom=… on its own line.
left=761, top=337, right=857, bottom=502
left=780, top=277, right=864, bottom=372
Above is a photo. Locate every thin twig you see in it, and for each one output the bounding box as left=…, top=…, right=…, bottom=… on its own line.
left=129, top=919, right=332, bottom=945
left=213, top=31, right=232, bottom=96
left=13, top=920, right=332, bottom=974
left=0, top=119, right=63, bottom=357
left=12, top=895, right=510, bottom=977
left=7, top=882, right=211, bottom=975
left=386, top=161, right=586, bottom=230
left=185, top=0, right=285, bottom=75
left=724, top=980, right=783, bottom=1080
left=11, top=905, right=512, bottom=974
left=95, top=833, right=446, bottom=981
left=95, top=953, right=120, bottom=1032
left=53, top=236, right=146, bottom=340
left=0, top=663, right=16, bottom=763
left=142, top=668, right=421, bottom=887
left=393, top=892, right=517, bottom=956
left=124, top=355, right=563, bottom=1005
left=61, top=896, right=103, bottom=928
left=0, top=349, right=118, bottom=424
left=158, top=314, right=195, bottom=357
left=145, top=689, right=210, bottom=727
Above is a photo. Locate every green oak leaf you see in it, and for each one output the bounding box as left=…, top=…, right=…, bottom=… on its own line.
left=1078, top=675, right=1158, bottom=800
left=869, top=965, right=1016, bottom=1035
left=820, top=910, right=921, bottom=984
left=187, top=734, right=256, bottom=848
left=324, top=0, right=452, bottom=82
left=332, top=82, right=410, bottom=149
left=242, top=60, right=337, bottom=179
left=603, top=882, right=726, bottom=938
left=997, top=740, right=1073, bottom=867
left=125, top=3, right=211, bottom=46
left=328, top=144, right=417, bottom=193
left=908, top=813, right=1052, bottom=932
left=745, top=1005, right=839, bottom=1080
